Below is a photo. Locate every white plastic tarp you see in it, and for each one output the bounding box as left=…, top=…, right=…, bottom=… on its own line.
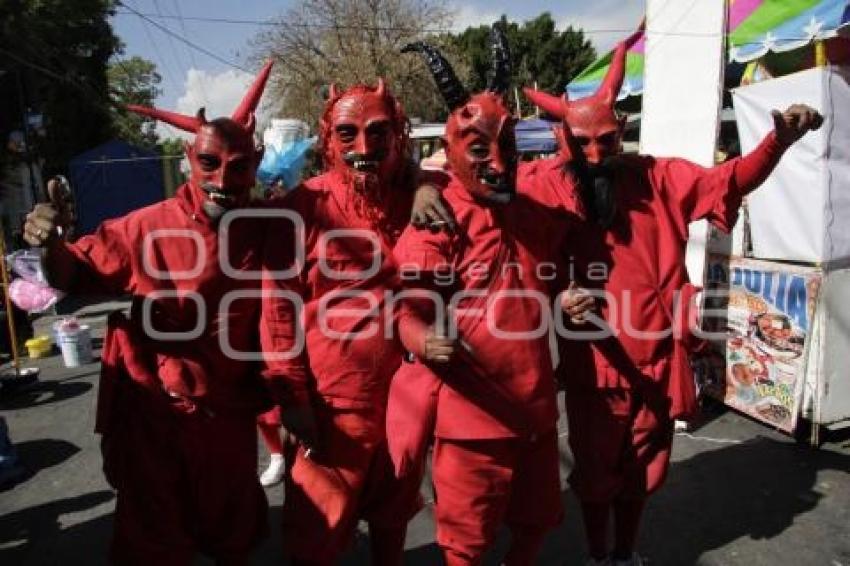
left=733, top=66, right=850, bottom=264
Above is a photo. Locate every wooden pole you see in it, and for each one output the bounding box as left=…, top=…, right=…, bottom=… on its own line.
left=815, top=40, right=827, bottom=67
left=0, top=219, right=21, bottom=375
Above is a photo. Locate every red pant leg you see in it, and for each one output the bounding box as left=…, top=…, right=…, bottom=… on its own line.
left=108, top=399, right=195, bottom=566
left=566, top=388, right=673, bottom=503
left=282, top=405, right=383, bottom=564
left=622, top=394, right=674, bottom=498
left=107, top=394, right=267, bottom=565
left=190, top=412, right=269, bottom=560
left=504, top=428, right=564, bottom=535
left=432, top=431, right=563, bottom=566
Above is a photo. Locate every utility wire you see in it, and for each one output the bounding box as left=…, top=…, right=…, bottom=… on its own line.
left=170, top=0, right=209, bottom=105
left=112, top=10, right=840, bottom=44
left=115, top=0, right=249, bottom=72
left=151, top=0, right=192, bottom=95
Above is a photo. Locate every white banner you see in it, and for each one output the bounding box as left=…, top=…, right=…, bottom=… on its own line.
left=641, top=0, right=727, bottom=285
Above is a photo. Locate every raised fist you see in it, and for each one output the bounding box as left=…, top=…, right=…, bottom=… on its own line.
left=771, top=104, right=824, bottom=146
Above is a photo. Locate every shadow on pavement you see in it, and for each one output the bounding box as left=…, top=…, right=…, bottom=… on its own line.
left=2, top=437, right=847, bottom=565
left=0, top=380, right=93, bottom=410
left=1, top=439, right=81, bottom=493
left=0, top=491, right=114, bottom=565
left=640, top=436, right=850, bottom=565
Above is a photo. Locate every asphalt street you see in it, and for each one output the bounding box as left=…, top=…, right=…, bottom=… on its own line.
left=1, top=300, right=848, bottom=565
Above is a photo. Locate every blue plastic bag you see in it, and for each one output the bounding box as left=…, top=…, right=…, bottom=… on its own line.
left=257, top=137, right=315, bottom=190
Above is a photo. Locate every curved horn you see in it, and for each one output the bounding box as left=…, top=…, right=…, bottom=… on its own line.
left=127, top=104, right=202, bottom=133
left=375, top=77, right=386, bottom=97
left=486, top=24, right=511, bottom=94
left=522, top=87, right=566, bottom=119
left=231, top=60, right=274, bottom=128
left=401, top=41, right=469, bottom=110
left=597, top=40, right=629, bottom=108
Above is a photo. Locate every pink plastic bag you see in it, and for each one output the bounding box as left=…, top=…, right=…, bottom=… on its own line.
left=8, top=278, right=64, bottom=313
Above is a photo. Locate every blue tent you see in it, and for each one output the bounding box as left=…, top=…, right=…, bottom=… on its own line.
left=515, top=118, right=558, bottom=153
left=69, top=140, right=165, bottom=235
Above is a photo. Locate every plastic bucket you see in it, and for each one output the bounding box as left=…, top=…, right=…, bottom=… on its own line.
left=57, top=325, right=93, bottom=368
left=24, top=335, right=52, bottom=359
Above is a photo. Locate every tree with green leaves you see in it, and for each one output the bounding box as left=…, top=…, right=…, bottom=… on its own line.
left=0, top=0, right=121, bottom=174
left=108, top=56, right=162, bottom=149
left=450, top=13, right=596, bottom=117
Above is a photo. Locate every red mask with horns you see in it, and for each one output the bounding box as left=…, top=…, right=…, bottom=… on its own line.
left=404, top=24, right=517, bottom=204
left=127, top=61, right=272, bottom=219
left=318, top=80, right=409, bottom=205
left=523, top=32, right=640, bottom=167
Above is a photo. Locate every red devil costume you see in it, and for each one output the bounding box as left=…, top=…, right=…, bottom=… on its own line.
left=524, top=34, right=819, bottom=564
left=393, top=29, right=583, bottom=565
left=260, top=78, right=425, bottom=565
left=41, top=63, right=276, bottom=565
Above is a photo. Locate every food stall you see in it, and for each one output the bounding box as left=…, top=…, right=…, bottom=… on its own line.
left=568, top=0, right=850, bottom=439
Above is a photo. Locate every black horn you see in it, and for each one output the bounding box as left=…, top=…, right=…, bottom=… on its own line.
left=486, top=23, right=511, bottom=94
left=402, top=41, right=469, bottom=111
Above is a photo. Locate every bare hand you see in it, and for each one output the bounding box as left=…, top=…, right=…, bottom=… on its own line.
left=23, top=203, right=60, bottom=247
left=411, top=184, right=456, bottom=233
left=281, top=404, right=319, bottom=456
left=423, top=307, right=459, bottom=364
left=560, top=281, right=596, bottom=324
left=772, top=104, right=823, bottom=146
left=24, top=176, right=73, bottom=247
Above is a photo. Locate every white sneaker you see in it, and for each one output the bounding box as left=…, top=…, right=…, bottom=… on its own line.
left=612, top=553, right=644, bottom=566
left=260, top=453, right=284, bottom=486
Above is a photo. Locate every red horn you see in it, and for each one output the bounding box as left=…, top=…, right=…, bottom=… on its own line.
left=376, top=77, right=387, bottom=97
left=597, top=39, right=630, bottom=108
left=328, top=83, right=339, bottom=100
left=231, top=60, right=274, bottom=128
left=522, top=87, right=566, bottom=119
left=126, top=104, right=202, bottom=133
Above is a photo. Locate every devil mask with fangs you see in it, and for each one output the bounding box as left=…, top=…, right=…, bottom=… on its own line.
left=522, top=34, right=641, bottom=227
left=318, top=79, right=409, bottom=210
left=127, top=62, right=272, bottom=220
left=522, top=37, right=635, bottom=170
left=403, top=24, right=517, bottom=205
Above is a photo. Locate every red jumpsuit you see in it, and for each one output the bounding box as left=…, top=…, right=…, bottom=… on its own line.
left=59, top=184, right=273, bottom=565
left=561, top=131, right=788, bottom=503
left=391, top=161, right=582, bottom=565
left=261, top=170, right=420, bottom=564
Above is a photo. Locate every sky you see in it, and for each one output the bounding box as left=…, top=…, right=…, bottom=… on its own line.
left=111, top=0, right=646, bottom=137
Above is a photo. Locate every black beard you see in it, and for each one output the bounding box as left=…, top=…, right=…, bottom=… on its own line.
left=575, top=160, right=617, bottom=229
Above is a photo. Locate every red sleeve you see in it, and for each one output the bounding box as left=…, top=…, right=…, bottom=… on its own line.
left=729, top=131, right=788, bottom=199
left=61, top=216, right=134, bottom=294
left=393, top=225, right=454, bottom=358
left=259, top=204, right=312, bottom=408
left=653, top=130, right=788, bottom=234
left=518, top=159, right=586, bottom=222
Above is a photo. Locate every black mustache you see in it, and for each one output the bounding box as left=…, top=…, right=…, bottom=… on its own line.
left=201, top=183, right=236, bottom=203
left=343, top=150, right=387, bottom=165
left=477, top=169, right=514, bottom=192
